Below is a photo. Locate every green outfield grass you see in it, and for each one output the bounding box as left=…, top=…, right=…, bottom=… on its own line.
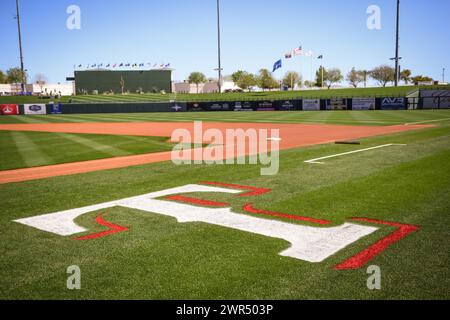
left=0, top=131, right=175, bottom=171
left=1, top=85, right=448, bottom=104
left=1, top=109, right=450, bottom=126
left=0, top=112, right=449, bottom=300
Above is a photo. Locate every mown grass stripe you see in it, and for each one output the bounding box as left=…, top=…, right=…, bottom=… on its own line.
left=10, top=131, right=51, bottom=167
left=54, top=133, right=132, bottom=157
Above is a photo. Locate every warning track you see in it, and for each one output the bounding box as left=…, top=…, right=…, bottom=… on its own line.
left=0, top=122, right=430, bottom=184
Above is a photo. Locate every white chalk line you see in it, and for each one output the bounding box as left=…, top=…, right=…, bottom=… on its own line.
left=305, top=144, right=407, bottom=164
left=404, top=117, right=450, bottom=125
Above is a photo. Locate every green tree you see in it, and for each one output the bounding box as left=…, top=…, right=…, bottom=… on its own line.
left=188, top=72, right=207, bottom=93
left=0, top=70, right=6, bottom=84
left=303, top=80, right=314, bottom=88
left=6, top=67, right=28, bottom=84
left=370, top=65, right=395, bottom=87
left=257, top=69, right=279, bottom=91
left=231, top=70, right=245, bottom=84
left=346, top=68, right=364, bottom=88
left=282, top=71, right=302, bottom=90
left=120, top=76, right=125, bottom=94
left=315, top=66, right=327, bottom=87
left=400, top=69, right=412, bottom=84
left=361, top=70, right=370, bottom=88
left=411, top=75, right=434, bottom=85
left=235, top=72, right=257, bottom=92
left=324, top=68, right=343, bottom=89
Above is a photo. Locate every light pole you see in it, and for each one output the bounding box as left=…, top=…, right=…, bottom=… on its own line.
left=216, top=0, right=223, bottom=93
left=15, top=0, right=26, bottom=93
left=443, top=68, right=446, bottom=83
left=394, top=0, right=401, bottom=86
left=391, top=57, right=402, bottom=84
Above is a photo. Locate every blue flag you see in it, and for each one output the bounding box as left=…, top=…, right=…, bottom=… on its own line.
left=273, top=59, right=282, bottom=72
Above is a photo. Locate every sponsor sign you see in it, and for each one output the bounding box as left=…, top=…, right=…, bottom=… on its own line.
left=187, top=102, right=204, bottom=112
left=209, top=102, right=230, bottom=111
left=256, top=101, right=275, bottom=111
left=170, top=102, right=184, bottom=112
left=302, top=99, right=320, bottom=111
left=421, top=90, right=450, bottom=109
left=326, top=98, right=347, bottom=110
left=381, top=97, right=406, bottom=110
left=276, top=100, right=297, bottom=111
left=0, top=104, right=19, bottom=115
left=50, top=102, right=63, bottom=114
left=352, top=98, right=375, bottom=110
left=24, top=104, right=47, bottom=115
left=234, top=102, right=254, bottom=112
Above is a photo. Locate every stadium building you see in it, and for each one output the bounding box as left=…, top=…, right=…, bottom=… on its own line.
left=73, top=69, right=173, bottom=95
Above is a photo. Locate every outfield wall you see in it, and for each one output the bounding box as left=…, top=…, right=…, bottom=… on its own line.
left=1, top=93, right=449, bottom=115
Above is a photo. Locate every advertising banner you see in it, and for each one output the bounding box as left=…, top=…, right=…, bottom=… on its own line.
left=302, top=99, right=320, bottom=111
left=421, top=90, right=450, bottom=109
left=208, top=102, right=231, bottom=111
left=256, top=101, right=276, bottom=111
left=352, top=98, right=375, bottom=110
left=0, top=104, right=19, bottom=115
left=24, top=104, right=47, bottom=115
left=187, top=102, right=204, bottom=112
left=170, top=101, right=185, bottom=112
left=326, top=98, right=347, bottom=110
left=234, top=102, right=254, bottom=112
left=381, top=97, right=406, bottom=110
left=274, top=100, right=300, bottom=111
left=187, top=102, right=231, bottom=112
left=49, top=102, right=63, bottom=114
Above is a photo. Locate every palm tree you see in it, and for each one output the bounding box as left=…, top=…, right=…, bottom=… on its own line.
left=400, top=69, right=412, bottom=84
left=188, top=72, right=207, bottom=93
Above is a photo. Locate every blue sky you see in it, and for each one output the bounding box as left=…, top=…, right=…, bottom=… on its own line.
left=1, top=0, right=448, bottom=84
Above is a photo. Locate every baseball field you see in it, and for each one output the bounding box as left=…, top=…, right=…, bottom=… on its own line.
left=0, top=109, right=449, bottom=299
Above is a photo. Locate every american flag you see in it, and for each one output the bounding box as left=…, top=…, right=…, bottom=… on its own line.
left=293, top=46, right=303, bottom=56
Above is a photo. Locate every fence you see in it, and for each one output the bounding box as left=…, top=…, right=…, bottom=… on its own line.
left=2, top=95, right=449, bottom=116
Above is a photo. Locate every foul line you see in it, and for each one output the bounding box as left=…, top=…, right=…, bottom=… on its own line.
left=305, top=144, right=406, bottom=164
left=404, top=117, right=450, bottom=125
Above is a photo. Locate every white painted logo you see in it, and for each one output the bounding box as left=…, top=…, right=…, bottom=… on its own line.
left=14, top=184, right=377, bottom=263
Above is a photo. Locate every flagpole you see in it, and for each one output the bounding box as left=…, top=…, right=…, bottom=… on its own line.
left=321, top=65, right=324, bottom=89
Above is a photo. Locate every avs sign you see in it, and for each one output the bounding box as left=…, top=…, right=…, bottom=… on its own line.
left=24, top=104, right=47, bottom=115
left=14, top=182, right=418, bottom=270
left=381, top=97, right=406, bottom=110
